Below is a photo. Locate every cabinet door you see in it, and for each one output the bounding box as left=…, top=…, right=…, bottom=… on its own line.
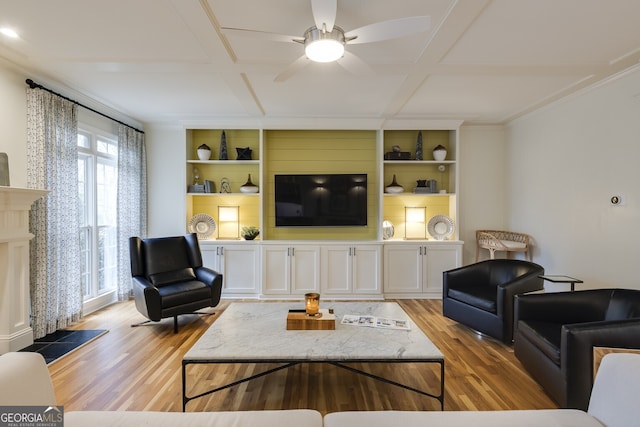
left=352, top=245, right=382, bottom=294
left=425, top=244, right=462, bottom=296
left=261, top=245, right=291, bottom=294
left=290, top=246, right=320, bottom=295
left=200, top=245, right=224, bottom=273
left=221, top=245, right=260, bottom=295
left=383, top=244, right=422, bottom=293
left=321, top=245, right=352, bottom=294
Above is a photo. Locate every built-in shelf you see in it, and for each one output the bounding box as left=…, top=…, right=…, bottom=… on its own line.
left=383, top=193, right=454, bottom=196
left=187, top=192, right=260, bottom=196
left=187, top=160, right=260, bottom=165
left=383, top=160, right=456, bottom=165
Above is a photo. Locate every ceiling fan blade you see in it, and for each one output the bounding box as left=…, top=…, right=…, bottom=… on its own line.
left=337, top=51, right=374, bottom=77
left=311, top=0, right=337, bottom=32
left=274, top=55, right=312, bottom=82
left=345, top=16, right=431, bottom=45
left=222, top=27, right=303, bottom=44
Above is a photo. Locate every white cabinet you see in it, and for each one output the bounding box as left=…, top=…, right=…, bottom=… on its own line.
left=199, top=240, right=461, bottom=299
left=425, top=243, right=462, bottom=295
left=321, top=244, right=382, bottom=297
left=383, top=242, right=462, bottom=298
left=200, top=243, right=260, bottom=297
left=261, top=244, right=320, bottom=296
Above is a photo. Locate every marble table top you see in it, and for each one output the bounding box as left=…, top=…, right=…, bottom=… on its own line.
left=184, top=301, right=443, bottom=363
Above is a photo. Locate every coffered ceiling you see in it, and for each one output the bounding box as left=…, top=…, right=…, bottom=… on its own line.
left=1, top=0, right=639, bottom=127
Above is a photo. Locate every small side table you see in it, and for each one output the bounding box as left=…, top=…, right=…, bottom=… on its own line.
left=538, top=275, right=583, bottom=292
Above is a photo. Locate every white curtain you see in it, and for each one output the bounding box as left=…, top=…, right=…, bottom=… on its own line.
left=26, top=88, right=82, bottom=339
left=116, top=124, right=147, bottom=301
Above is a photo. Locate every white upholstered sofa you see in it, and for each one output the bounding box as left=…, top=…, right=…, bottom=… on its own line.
left=1, top=351, right=637, bottom=426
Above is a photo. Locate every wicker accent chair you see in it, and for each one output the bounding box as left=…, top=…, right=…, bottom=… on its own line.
left=476, top=230, right=531, bottom=261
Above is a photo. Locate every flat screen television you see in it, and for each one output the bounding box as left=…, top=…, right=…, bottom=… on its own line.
left=275, top=174, right=367, bottom=227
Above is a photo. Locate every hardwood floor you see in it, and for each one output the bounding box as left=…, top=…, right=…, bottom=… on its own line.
left=48, top=299, right=557, bottom=414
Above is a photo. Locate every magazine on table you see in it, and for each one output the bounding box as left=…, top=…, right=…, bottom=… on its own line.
left=341, top=314, right=411, bottom=330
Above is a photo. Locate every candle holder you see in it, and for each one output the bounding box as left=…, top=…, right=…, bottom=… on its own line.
left=305, top=292, right=321, bottom=317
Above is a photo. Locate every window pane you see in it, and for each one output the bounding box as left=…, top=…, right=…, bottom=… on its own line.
left=78, top=133, right=90, bottom=149
left=80, top=128, right=118, bottom=302
left=97, top=137, right=117, bottom=155
left=77, top=156, right=89, bottom=227
left=98, top=226, right=117, bottom=292
left=96, top=160, right=117, bottom=226
left=79, top=227, right=91, bottom=298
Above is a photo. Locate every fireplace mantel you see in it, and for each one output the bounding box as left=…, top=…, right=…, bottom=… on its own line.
left=0, top=186, right=48, bottom=353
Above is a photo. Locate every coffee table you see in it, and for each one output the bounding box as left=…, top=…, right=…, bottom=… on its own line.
left=538, top=274, right=583, bottom=292
left=182, top=301, right=445, bottom=411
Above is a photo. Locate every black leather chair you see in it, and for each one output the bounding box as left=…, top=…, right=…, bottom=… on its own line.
left=129, top=233, right=223, bottom=333
left=442, top=259, right=545, bottom=343
left=514, top=288, right=640, bottom=410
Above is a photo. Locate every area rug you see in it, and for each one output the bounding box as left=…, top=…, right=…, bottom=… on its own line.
left=20, top=329, right=108, bottom=364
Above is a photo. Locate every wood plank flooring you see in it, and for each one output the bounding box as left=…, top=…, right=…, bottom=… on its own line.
left=48, top=299, right=557, bottom=414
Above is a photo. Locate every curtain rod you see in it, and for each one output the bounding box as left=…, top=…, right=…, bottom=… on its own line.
left=25, top=79, right=145, bottom=134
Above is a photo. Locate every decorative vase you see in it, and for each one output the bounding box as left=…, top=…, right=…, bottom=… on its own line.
left=385, top=174, right=404, bottom=193
left=415, top=131, right=423, bottom=160
left=433, top=145, right=447, bottom=161
left=240, top=174, right=259, bottom=193
left=236, top=147, right=252, bottom=160
left=219, top=130, right=228, bottom=160
left=197, top=144, right=211, bottom=160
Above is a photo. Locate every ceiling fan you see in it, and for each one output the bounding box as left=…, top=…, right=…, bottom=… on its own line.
left=221, top=0, right=431, bottom=82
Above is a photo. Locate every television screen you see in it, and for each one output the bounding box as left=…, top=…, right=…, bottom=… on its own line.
left=275, top=174, right=367, bottom=227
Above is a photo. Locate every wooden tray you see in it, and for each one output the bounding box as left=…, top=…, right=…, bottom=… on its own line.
left=286, top=309, right=336, bottom=330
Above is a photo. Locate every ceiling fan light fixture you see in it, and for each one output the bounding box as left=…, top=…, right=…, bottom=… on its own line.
left=304, top=26, right=345, bottom=63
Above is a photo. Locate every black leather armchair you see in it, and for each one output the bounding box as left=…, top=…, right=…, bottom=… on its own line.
left=514, top=288, right=640, bottom=410
left=129, top=233, right=223, bottom=333
left=442, top=259, right=545, bottom=343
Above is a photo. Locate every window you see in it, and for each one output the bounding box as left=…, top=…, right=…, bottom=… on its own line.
left=78, top=128, right=118, bottom=303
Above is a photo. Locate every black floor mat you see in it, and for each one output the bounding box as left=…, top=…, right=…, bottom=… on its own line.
left=20, top=329, right=107, bottom=364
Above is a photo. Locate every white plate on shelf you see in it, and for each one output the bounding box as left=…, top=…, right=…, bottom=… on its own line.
left=382, top=220, right=395, bottom=240
left=428, top=215, right=454, bottom=240
left=189, top=213, right=216, bottom=239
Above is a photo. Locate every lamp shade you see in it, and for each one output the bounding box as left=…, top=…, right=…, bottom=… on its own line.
left=304, top=26, right=345, bottom=63
left=405, top=206, right=427, bottom=240
left=218, top=206, right=239, bottom=239
left=218, top=206, right=238, bottom=222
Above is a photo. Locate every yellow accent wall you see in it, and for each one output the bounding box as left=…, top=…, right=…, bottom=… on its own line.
left=187, top=129, right=260, bottom=161
left=382, top=195, right=452, bottom=240
left=186, top=129, right=262, bottom=239
left=263, top=129, right=378, bottom=240
left=189, top=195, right=260, bottom=239
left=185, top=128, right=457, bottom=241
left=382, top=130, right=452, bottom=192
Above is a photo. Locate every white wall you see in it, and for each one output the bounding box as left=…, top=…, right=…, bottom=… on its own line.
left=507, top=66, right=640, bottom=290
left=0, top=60, right=28, bottom=187
left=458, top=125, right=508, bottom=263
left=145, top=124, right=186, bottom=237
